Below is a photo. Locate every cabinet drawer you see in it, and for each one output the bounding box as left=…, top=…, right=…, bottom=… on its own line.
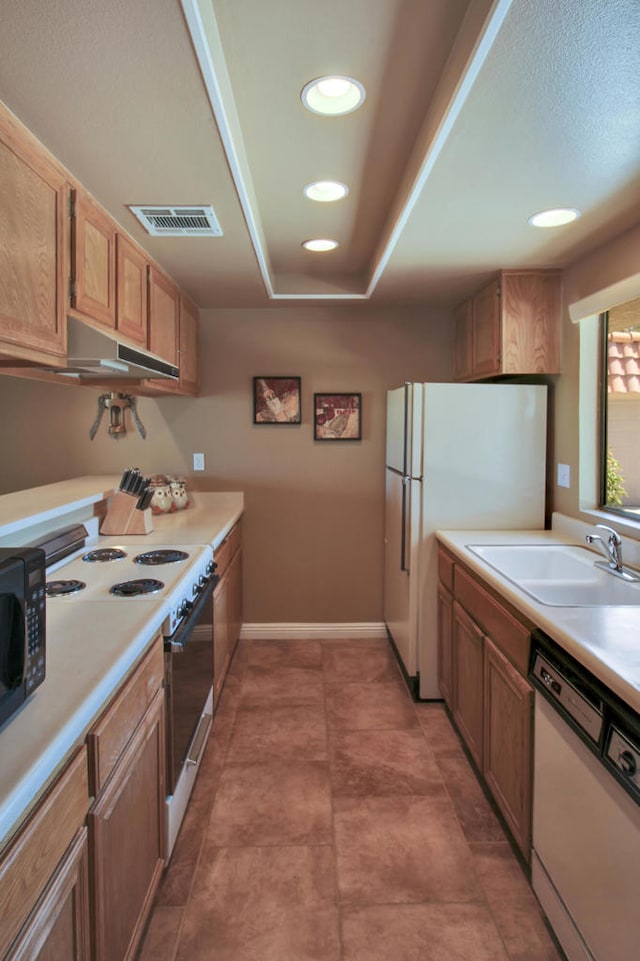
left=87, top=636, right=163, bottom=794
left=215, top=521, right=241, bottom=579
left=0, top=746, right=89, bottom=959
left=438, top=546, right=455, bottom=593
left=453, top=567, right=531, bottom=675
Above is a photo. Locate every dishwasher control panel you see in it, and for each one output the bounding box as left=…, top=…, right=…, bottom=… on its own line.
left=531, top=651, right=604, bottom=743
left=606, top=727, right=640, bottom=801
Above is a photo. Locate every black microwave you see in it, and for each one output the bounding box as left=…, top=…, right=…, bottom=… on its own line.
left=0, top=547, right=46, bottom=727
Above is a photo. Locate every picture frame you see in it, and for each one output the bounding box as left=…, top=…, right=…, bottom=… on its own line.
left=253, top=377, right=302, bottom=424
left=314, top=393, right=362, bottom=441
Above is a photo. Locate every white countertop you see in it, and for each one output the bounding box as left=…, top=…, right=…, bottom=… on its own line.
left=437, top=529, right=640, bottom=713
left=0, top=481, right=243, bottom=849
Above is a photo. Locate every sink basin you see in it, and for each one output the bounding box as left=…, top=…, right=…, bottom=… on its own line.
left=466, top=543, right=640, bottom=607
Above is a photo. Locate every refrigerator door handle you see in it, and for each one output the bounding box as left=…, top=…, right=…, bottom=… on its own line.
left=401, top=475, right=410, bottom=572
left=402, top=383, right=411, bottom=477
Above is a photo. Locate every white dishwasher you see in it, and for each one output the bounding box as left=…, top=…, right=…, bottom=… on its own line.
left=530, top=632, right=640, bottom=961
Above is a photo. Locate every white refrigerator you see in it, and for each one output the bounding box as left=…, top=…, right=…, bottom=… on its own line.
left=384, top=382, right=547, bottom=699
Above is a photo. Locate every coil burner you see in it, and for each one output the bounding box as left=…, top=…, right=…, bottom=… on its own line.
left=46, top=579, right=87, bottom=597
left=134, top=550, right=190, bottom=566
left=83, top=548, right=128, bottom=562
left=109, top=578, right=165, bottom=597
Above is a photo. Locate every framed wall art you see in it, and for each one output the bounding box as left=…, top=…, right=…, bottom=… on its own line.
left=314, top=393, right=362, bottom=441
left=253, top=377, right=302, bottom=424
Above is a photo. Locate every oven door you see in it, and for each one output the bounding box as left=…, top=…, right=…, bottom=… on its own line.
left=164, top=574, right=217, bottom=855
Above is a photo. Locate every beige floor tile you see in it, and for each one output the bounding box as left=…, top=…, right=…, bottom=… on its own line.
left=328, top=728, right=445, bottom=796
left=175, top=844, right=341, bottom=961
left=240, top=664, right=325, bottom=703
left=247, top=638, right=323, bottom=668
left=325, top=681, right=418, bottom=731
left=227, top=700, right=327, bottom=760
left=470, top=843, right=564, bottom=961
left=208, top=759, right=333, bottom=846
left=321, top=639, right=400, bottom=683
left=437, top=753, right=506, bottom=842
left=341, top=902, right=510, bottom=961
left=334, top=795, right=483, bottom=904
left=414, top=702, right=465, bottom=756
left=136, top=906, right=183, bottom=961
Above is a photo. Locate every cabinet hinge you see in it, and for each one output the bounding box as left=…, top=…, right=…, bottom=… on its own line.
left=68, top=192, right=75, bottom=220
left=69, top=277, right=76, bottom=301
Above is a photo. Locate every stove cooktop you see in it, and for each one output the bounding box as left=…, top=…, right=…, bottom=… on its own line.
left=46, top=541, right=215, bottom=634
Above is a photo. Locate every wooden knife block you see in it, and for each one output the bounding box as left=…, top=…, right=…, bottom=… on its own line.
left=99, top=490, right=154, bottom=535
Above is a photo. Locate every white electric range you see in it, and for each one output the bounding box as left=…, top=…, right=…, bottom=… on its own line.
left=46, top=538, right=215, bottom=637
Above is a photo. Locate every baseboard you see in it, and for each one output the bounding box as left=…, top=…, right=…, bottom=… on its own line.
left=239, top=622, right=388, bottom=641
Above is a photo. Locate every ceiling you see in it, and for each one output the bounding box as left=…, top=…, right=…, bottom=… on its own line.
left=0, top=0, right=638, bottom=310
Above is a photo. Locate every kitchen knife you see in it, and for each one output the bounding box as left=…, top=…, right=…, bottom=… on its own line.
left=136, top=486, right=153, bottom=510
left=120, top=468, right=133, bottom=492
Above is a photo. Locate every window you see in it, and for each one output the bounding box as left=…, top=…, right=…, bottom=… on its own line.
left=601, top=297, right=640, bottom=517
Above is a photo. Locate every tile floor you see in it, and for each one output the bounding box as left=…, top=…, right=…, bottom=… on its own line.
left=136, top=638, right=564, bottom=961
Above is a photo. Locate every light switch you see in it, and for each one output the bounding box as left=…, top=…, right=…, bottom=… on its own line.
left=193, top=453, right=205, bottom=471
left=557, top=463, right=570, bottom=488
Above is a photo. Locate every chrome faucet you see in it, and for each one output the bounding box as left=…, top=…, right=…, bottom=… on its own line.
left=586, top=524, right=623, bottom=571
left=585, top=524, right=640, bottom=581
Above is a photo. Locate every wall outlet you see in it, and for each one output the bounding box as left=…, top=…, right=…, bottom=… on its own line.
left=557, top=463, right=571, bottom=488
left=193, top=453, right=205, bottom=471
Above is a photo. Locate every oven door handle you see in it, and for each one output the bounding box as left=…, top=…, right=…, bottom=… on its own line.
left=164, top=573, right=219, bottom=653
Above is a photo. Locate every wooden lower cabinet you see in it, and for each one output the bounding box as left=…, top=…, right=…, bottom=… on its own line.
left=452, top=601, right=484, bottom=769
left=89, top=687, right=165, bottom=961
left=483, top=637, right=533, bottom=858
left=0, top=748, right=90, bottom=960
left=6, top=828, right=90, bottom=961
left=438, top=544, right=534, bottom=862
left=213, top=523, right=243, bottom=704
left=436, top=584, right=453, bottom=709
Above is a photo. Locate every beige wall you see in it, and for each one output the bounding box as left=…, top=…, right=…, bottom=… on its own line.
left=553, top=221, right=640, bottom=521
left=0, top=305, right=452, bottom=624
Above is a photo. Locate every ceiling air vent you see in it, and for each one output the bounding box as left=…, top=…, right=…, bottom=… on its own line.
left=128, top=205, right=223, bottom=237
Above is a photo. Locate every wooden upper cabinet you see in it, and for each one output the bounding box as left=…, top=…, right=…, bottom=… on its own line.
left=453, top=270, right=562, bottom=381
left=472, top=279, right=501, bottom=377
left=148, top=266, right=179, bottom=366
left=178, top=294, right=199, bottom=395
left=115, top=234, right=148, bottom=347
left=0, top=106, right=67, bottom=362
left=71, top=189, right=117, bottom=329
left=452, top=298, right=473, bottom=381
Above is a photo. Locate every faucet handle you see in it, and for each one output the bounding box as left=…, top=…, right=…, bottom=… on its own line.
left=595, top=523, right=621, bottom=545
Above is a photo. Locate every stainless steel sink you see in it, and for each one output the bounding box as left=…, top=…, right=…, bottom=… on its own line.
left=466, top=543, right=640, bottom=607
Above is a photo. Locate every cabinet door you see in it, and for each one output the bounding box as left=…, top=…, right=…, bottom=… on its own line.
left=6, top=828, right=90, bottom=961
left=483, top=637, right=533, bottom=861
left=471, top=279, right=501, bottom=377
left=116, top=234, right=148, bottom=347
left=89, top=689, right=165, bottom=961
left=452, top=601, right=484, bottom=768
left=0, top=748, right=89, bottom=960
left=228, top=546, right=243, bottom=655
left=148, top=267, right=179, bottom=366
left=0, top=109, right=66, bottom=360
left=178, top=295, right=199, bottom=395
left=452, top=299, right=473, bottom=381
left=437, top=585, right=453, bottom=709
left=501, top=270, right=562, bottom=375
left=71, top=189, right=116, bottom=329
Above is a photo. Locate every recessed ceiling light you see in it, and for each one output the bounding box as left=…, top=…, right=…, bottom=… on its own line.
left=303, top=180, right=349, bottom=203
left=302, top=238, right=339, bottom=252
left=301, top=76, right=366, bottom=116
left=528, top=208, right=581, bottom=228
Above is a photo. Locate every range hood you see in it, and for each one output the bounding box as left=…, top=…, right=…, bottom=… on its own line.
left=42, top=317, right=179, bottom=380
